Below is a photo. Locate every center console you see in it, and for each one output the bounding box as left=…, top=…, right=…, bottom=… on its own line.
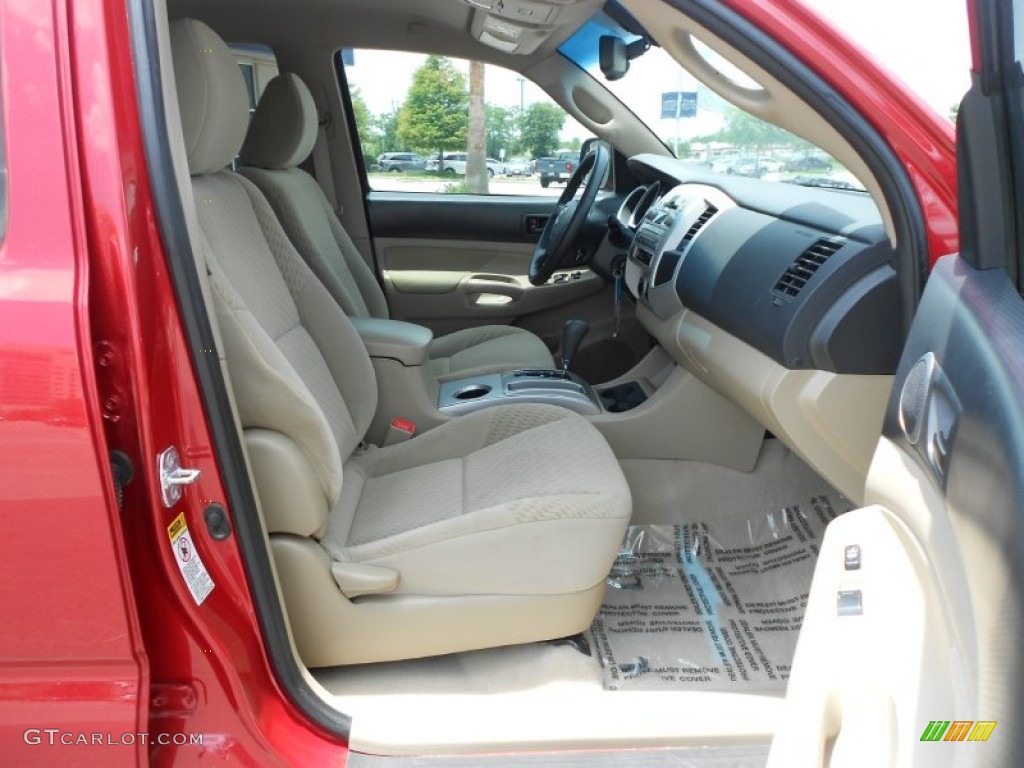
left=438, top=369, right=603, bottom=416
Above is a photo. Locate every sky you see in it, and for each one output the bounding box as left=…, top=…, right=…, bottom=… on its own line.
left=345, top=0, right=971, bottom=147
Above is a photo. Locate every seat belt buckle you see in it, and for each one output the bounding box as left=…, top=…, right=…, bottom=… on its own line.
left=383, top=417, right=417, bottom=446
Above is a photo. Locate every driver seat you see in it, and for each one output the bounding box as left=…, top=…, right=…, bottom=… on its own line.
left=238, top=73, right=554, bottom=382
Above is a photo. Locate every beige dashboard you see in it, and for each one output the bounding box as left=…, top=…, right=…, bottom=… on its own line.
left=640, top=301, right=890, bottom=503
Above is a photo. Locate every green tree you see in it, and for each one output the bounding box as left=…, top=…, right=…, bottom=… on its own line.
left=518, top=102, right=565, bottom=159
left=485, top=105, right=517, bottom=159
left=397, top=56, right=468, bottom=165
left=350, top=86, right=379, bottom=169
left=376, top=108, right=402, bottom=155
left=719, top=108, right=797, bottom=156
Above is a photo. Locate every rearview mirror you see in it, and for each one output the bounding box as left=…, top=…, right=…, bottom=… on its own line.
left=599, top=35, right=651, bottom=82
left=599, top=36, right=629, bottom=81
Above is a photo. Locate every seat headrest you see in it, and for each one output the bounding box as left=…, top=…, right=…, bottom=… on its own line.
left=169, top=19, right=250, bottom=176
left=239, top=74, right=318, bottom=170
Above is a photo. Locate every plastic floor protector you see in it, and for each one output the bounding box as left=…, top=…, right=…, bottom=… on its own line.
left=585, top=493, right=852, bottom=692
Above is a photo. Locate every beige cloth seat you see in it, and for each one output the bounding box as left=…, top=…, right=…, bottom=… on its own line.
left=169, top=19, right=631, bottom=667
left=237, top=73, right=553, bottom=382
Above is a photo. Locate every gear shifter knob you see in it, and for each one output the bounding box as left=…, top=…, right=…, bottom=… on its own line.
left=561, top=319, right=590, bottom=372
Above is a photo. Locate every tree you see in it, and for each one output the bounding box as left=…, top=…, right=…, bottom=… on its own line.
left=518, top=102, right=565, bottom=159
left=485, top=105, right=516, bottom=159
left=397, top=56, right=468, bottom=167
left=719, top=108, right=797, bottom=156
left=466, top=61, right=488, bottom=193
left=375, top=108, right=402, bottom=155
left=350, top=86, right=379, bottom=168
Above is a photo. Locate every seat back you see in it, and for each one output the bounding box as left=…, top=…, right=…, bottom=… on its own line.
left=239, top=74, right=389, bottom=321
left=169, top=19, right=378, bottom=533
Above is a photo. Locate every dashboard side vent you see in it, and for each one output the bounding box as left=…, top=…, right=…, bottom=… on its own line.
left=772, top=238, right=843, bottom=298
left=680, top=203, right=718, bottom=247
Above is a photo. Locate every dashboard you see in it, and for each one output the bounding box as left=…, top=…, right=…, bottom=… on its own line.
left=620, top=154, right=901, bottom=376
left=616, top=154, right=902, bottom=503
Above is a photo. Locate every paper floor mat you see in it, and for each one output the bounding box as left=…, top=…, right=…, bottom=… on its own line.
left=585, top=493, right=851, bottom=692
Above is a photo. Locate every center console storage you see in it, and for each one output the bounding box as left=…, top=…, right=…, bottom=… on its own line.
left=439, top=369, right=603, bottom=416
left=350, top=317, right=433, bottom=366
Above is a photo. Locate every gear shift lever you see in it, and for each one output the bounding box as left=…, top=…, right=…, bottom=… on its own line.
left=560, top=319, right=590, bottom=373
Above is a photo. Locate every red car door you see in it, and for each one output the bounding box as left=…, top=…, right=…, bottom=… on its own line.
left=0, top=0, right=147, bottom=765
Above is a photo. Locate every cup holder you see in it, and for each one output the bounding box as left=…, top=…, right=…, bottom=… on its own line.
left=453, top=384, right=492, bottom=400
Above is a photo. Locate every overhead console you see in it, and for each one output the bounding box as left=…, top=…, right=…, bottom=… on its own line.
left=623, top=173, right=901, bottom=376
left=463, top=0, right=601, bottom=55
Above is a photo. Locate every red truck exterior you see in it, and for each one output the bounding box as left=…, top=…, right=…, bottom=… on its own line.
left=0, top=0, right=958, bottom=764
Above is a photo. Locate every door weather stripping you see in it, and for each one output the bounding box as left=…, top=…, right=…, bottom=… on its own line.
left=158, top=446, right=201, bottom=508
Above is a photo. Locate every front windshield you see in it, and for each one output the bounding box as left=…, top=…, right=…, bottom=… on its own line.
left=559, top=13, right=866, bottom=192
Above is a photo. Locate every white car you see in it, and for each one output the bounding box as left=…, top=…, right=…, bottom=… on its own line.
left=503, top=158, right=533, bottom=176
left=425, top=152, right=504, bottom=177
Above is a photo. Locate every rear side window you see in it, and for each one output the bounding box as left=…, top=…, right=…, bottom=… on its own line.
left=341, top=49, right=588, bottom=197
left=232, top=45, right=279, bottom=112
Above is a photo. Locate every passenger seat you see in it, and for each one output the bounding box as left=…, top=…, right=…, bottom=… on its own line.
left=237, top=73, right=555, bottom=384
left=169, top=19, right=631, bottom=666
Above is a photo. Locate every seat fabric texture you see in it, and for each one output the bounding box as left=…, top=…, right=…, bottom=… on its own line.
left=168, top=19, right=631, bottom=665
left=237, top=73, right=554, bottom=381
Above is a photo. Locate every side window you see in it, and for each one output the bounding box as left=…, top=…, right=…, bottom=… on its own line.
left=233, top=46, right=279, bottom=113
left=342, top=49, right=587, bottom=196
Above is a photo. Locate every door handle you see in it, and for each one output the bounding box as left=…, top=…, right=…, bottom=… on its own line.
left=464, top=275, right=525, bottom=299
left=897, top=352, right=961, bottom=488
left=523, top=214, right=550, bottom=235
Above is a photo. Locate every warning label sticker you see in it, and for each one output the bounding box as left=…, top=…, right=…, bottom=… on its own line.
left=585, top=494, right=850, bottom=692
left=167, top=512, right=215, bottom=606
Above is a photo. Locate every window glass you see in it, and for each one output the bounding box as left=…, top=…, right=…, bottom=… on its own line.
left=798, top=0, right=969, bottom=122
left=343, top=50, right=588, bottom=196
left=560, top=16, right=865, bottom=192
left=232, top=45, right=279, bottom=112
left=238, top=63, right=257, bottom=114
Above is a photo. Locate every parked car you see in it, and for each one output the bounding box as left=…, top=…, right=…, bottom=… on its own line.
left=425, top=152, right=504, bottom=177
left=6, top=0, right=1021, bottom=766
left=707, top=152, right=738, bottom=173
left=536, top=150, right=580, bottom=187
left=532, top=149, right=581, bottom=187
left=503, top=158, right=533, bottom=176
left=377, top=152, right=426, bottom=172
left=726, top=156, right=784, bottom=177
left=784, top=154, right=834, bottom=173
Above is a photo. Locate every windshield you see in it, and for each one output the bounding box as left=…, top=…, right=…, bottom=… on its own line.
left=558, top=11, right=867, bottom=192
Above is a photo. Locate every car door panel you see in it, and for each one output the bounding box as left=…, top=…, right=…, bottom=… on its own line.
left=376, top=236, right=604, bottom=332
left=769, top=256, right=1024, bottom=767
left=365, top=192, right=648, bottom=379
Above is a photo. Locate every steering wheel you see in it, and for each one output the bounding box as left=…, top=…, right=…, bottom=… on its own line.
left=528, top=143, right=611, bottom=286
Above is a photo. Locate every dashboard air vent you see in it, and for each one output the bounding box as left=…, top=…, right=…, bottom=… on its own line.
left=772, top=238, right=844, bottom=298
left=679, top=204, right=718, bottom=247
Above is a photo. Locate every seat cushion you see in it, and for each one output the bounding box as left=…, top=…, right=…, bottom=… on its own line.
left=427, top=325, right=554, bottom=381
left=321, top=404, right=631, bottom=596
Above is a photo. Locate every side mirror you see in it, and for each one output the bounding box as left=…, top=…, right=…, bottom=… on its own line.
left=599, top=36, right=629, bottom=81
